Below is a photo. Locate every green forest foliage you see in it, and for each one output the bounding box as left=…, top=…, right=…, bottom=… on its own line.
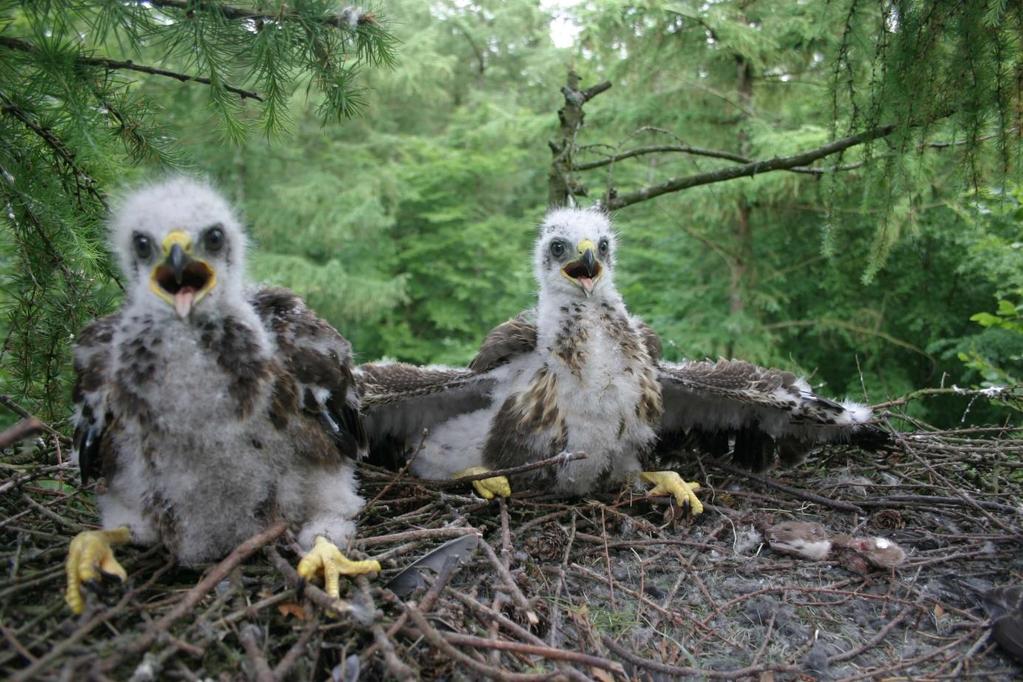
left=1, top=0, right=1021, bottom=429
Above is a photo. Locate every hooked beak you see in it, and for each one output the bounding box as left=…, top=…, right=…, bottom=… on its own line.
left=148, top=230, right=217, bottom=319
left=560, top=239, right=603, bottom=295
left=168, top=244, right=187, bottom=285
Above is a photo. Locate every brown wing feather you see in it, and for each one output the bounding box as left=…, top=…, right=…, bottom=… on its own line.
left=356, top=362, right=495, bottom=468
left=637, top=321, right=662, bottom=361
left=71, top=313, right=121, bottom=483
left=468, top=311, right=538, bottom=372
left=251, top=287, right=368, bottom=460
left=656, top=359, right=887, bottom=471
left=357, top=311, right=543, bottom=467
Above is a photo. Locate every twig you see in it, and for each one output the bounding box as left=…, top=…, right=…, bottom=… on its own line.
left=12, top=556, right=174, bottom=681
left=827, top=608, right=911, bottom=664
left=357, top=527, right=477, bottom=547
left=605, top=117, right=955, bottom=209
left=360, top=542, right=466, bottom=661
left=0, top=418, right=45, bottom=450
left=0, top=622, right=35, bottom=664
left=601, top=635, right=801, bottom=679
left=363, top=429, right=426, bottom=513
left=715, top=463, right=866, bottom=513
left=238, top=623, right=276, bottom=682
left=442, top=632, right=626, bottom=677
left=369, top=623, right=417, bottom=681
left=111, top=521, right=287, bottom=665
left=600, top=506, right=615, bottom=609
left=272, top=619, right=319, bottom=680
left=0, top=396, right=64, bottom=440
left=20, top=494, right=86, bottom=533
left=420, top=452, right=587, bottom=489
left=479, top=538, right=539, bottom=626
left=0, top=463, right=76, bottom=497
left=401, top=603, right=553, bottom=681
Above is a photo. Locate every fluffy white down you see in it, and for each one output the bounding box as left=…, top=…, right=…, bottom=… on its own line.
left=92, top=177, right=364, bottom=559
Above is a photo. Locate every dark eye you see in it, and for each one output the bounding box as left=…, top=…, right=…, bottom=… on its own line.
left=203, top=225, right=225, bottom=253
left=549, top=240, right=566, bottom=258
left=598, top=238, right=609, bottom=255
left=132, top=233, right=152, bottom=260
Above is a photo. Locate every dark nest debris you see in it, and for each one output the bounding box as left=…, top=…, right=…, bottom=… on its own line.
left=1, top=409, right=1022, bottom=681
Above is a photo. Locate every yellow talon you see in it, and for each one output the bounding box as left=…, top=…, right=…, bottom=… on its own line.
left=640, top=471, right=704, bottom=515
left=65, top=527, right=131, bottom=614
left=455, top=467, right=511, bottom=499
left=296, top=536, right=380, bottom=600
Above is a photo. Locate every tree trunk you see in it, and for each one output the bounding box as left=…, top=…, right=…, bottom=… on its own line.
left=547, top=71, right=611, bottom=208
left=727, top=54, right=754, bottom=357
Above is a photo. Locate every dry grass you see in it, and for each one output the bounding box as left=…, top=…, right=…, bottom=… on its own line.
left=1, top=402, right=1022, bottom=680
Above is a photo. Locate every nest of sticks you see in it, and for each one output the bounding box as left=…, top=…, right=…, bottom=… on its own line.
left=1, top=394, right=1022, bottom=681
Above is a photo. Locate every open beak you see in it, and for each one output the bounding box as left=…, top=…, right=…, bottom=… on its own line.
left=148, top=230, right=217, bottom=319
left=560, top=239, right=602, bottom=295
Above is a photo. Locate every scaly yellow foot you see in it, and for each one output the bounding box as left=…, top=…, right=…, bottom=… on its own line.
left=455, top=466, right=511, bottom=500
left=65, top=527, right=131, bottom=614
left=296, top=536, right=381, bottom=599
left=640, top=471, right=704, bottom=515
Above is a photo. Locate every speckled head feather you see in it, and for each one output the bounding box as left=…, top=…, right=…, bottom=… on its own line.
left=110, top=176, right=249, bottom=316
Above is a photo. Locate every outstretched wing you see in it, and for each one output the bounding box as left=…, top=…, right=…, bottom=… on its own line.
left=357, top=311, right=540, bottom=466
left=251, top=287, right=367, bottom=460
left=71, top=313, right=120, bottom=483
left=655, top=359, right=888, bottom=471
left=357, top=362, right=495, bottom=466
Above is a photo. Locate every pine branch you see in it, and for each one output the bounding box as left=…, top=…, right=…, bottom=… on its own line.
left=145, top=0, right=377, bottom=31
left=0, top=90, right=107, bottom=211
left=0, top=163, right=116, bottom=302
left=604, top=122, right=901, bottom=209
left=0, top=37, right=263, bottom=102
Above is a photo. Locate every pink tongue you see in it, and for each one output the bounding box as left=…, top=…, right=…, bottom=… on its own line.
left=578, top=277, right=595, bottom=293
left=174, top=288, right=196, bottom=319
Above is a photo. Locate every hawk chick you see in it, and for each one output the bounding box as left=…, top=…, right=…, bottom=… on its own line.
left=66, top=177, right=378, bottom=613
left=357, top=208, right=887, bottom=510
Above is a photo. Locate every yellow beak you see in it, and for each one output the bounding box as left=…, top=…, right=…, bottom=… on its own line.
left=559, top=239, right=602, bottom=295
left=148, top=230, right=217, bottom=319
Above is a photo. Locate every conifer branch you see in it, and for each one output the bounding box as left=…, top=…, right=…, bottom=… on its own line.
left=0, top=37, right=263, bottom=103
left=0, top=90, right=107, bottom=211
left=0, top=162, right=113, bottom=304
left=145, top=0, right=376, bottom=30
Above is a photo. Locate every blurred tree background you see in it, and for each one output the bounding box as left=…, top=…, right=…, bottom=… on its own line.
left=1, top=0, right=1021, bottom=429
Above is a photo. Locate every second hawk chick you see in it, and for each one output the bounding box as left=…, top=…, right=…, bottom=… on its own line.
left=357, top=208, right=886, bottom=511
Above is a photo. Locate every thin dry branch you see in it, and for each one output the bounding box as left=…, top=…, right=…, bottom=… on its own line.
left=420, top=451, right=587, bottom=489
left=0, top=418, right=45, bottom=450
left=107, top=521, right=287, bottom=667
left=605, top=122, right=901, bottom=209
